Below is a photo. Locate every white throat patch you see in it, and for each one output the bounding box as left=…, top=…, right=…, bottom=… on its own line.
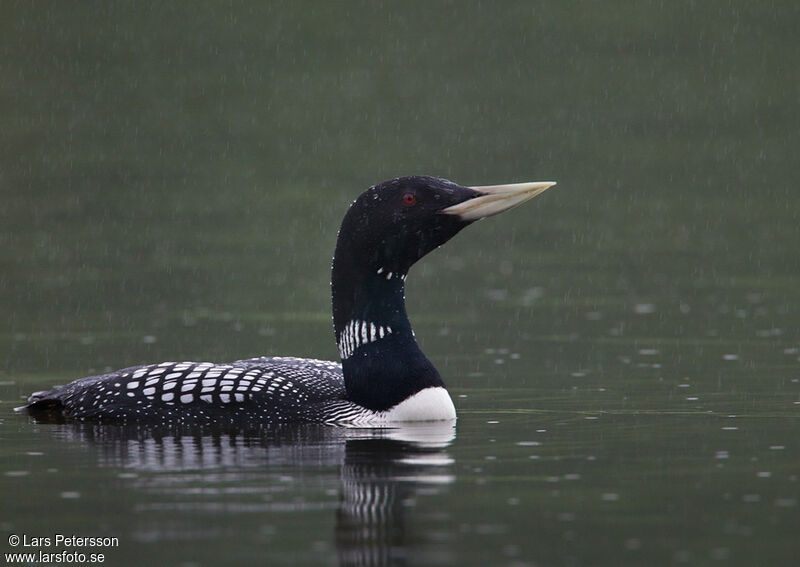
left=338, top=319, right=392, bottom=359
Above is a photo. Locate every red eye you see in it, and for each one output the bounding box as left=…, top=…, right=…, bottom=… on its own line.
left=402, top=193, right=416, bottom=206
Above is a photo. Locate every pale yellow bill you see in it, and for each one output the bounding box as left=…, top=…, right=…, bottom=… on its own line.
left=442, top=181, right=556, bottom=221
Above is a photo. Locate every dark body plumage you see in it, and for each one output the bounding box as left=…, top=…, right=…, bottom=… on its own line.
left=19, top=175, right=554, bottom=425
left=25, top=358, right=357, bottom=425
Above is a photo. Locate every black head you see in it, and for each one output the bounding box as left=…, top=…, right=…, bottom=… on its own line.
left=331, top=174, right=556, bottom=412
left=334, top=176, right=483, bottom=278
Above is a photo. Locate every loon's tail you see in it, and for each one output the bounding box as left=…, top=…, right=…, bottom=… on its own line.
left=14, top=389, right=64, bottom=413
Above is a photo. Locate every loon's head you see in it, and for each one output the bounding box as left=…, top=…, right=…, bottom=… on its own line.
left=335, top=175, right=556, bottom=277
left=332, top=175, right=555, bottom=413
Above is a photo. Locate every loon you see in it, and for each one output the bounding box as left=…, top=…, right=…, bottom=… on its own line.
left=18, top=176, right=555, bottom=426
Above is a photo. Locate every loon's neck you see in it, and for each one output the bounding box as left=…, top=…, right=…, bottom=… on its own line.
left=331, top=253, right=444, bottom=412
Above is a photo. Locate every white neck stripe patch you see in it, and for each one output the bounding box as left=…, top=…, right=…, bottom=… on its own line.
left=377, top=267, right=406, bottom=281
left=338, top=319, right=392, bottom=359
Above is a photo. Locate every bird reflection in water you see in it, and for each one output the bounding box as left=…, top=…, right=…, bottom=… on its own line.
left=336, top=428, right=455, bottom=566
left=41, top=419, right=456, bottom=565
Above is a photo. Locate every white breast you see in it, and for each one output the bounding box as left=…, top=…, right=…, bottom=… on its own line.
left=323, top=386, right=457, bottom=426
left=382, top=387, right=456, bottom=423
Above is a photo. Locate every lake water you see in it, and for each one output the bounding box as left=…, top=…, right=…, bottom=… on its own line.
left=1, top=3, right=798, bottom=566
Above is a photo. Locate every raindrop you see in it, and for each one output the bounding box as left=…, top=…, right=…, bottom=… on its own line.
left=710, top=548, right=730, bottom=560
left=625, top=539, right=642, bottom=550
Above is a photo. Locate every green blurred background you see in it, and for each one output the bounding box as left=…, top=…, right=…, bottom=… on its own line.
left=1, top=2, right=798, bottom=566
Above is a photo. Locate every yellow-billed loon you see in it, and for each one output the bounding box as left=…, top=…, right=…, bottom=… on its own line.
left=18, top=176, right=555, bottom=426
